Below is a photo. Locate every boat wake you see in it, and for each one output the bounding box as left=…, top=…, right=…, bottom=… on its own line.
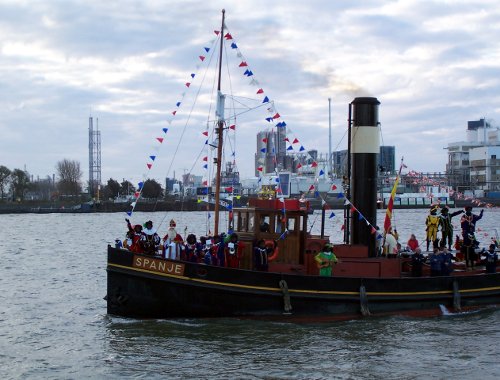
left=439, top=304, right=483, bottom=316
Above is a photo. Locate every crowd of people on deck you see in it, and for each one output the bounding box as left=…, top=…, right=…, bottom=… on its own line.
left=114, top=203, right=498, bottom=277
left=115, top=218, right=279, bottom=271
left=376, top=205, right=498, bottom=276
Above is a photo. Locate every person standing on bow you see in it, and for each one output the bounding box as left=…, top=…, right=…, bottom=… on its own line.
left=460, top=206, right=483, bottom=270
left=315, top=243, right=338, bottom=276
left=140, top=220, right=161, bottom=255
left=439, top=206, right=464, bottom=250
left=125, top=218, right=144, bottom=253
left=425, top=205, right=440, bottom=251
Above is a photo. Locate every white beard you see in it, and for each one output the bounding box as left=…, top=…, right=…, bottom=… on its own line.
left=167, top=228, right=177, bottom=240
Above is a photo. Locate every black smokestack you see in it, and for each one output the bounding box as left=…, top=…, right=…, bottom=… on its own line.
left=350, top=97, right=380, bottom=257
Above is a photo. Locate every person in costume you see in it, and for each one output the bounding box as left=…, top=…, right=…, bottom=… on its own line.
left=460, top=206, right=483, bottom=270
left=425, top=205, right=440, bottom=251
left=183, top=234, right=199, bottom=262
left=253, top=239, right=275, bottom=272
left=140, top=220, right=161, bottom=255
left=315, top=243, right=338, bottom=276
left=125, top=218, right=144, bottom=253
left=162, top=219, right=184, bottom=260
left=224, top=233, right=245, bottom=269
left=439, top=206, right=464, bottom=250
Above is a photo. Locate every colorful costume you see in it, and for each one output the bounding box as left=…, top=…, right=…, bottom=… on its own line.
left=439, top=207, right=463, bottom=250
left=425, top=207, right=440, bottom=250
left=460, top=208, right=483, bottom=269
left=315, top=250, right=338, bottom=276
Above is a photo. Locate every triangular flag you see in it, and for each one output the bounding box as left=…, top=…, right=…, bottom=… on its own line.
left=163, top=128, right=168, bottom=133
left=231, top=42, right=238, bottom=49
left=224, top=33, right=232, bottom=40
left=261, top=148, right=266, bottom=153
left=272, top=113, right=280, bottom=119
left=257, top=166, right=263, bottom=172
left=292, top=138, right=299, bottom=144
left=204, top=47, right=210, bottom=52
left=138, top=182, right=144, bottom=190
left=176, top=102, right=181, bottom=107
left=199, top=56, right=205, bottom=61
left=331, top=184, right=337, bottom=190
left=147, top=163, right=152, bottom=169
left=299, top=146, right=305, bottom=152
left=329, top=212, right=335, bottom=219
left=229, top=124, right=236, bottom=130
left=156, top=137, right=164, bottom=143
left=319, top=169, right=325, bottom=176
left=297, top=163, right=302, bottom=169
left=263, top=96, right=269, bottom=103
left=202, top=131, right=209, bottom=136
left=309, top=185, right=315, bottom=191
left=203, top=156, right=208, bottom=161
left=239, top=61, right=248, bottom=67
left=257, top=89, right=264, bottom=94
left=134, top=192, right=140, bottom=198
left=337, top=192, right=344, bottom=199
left=186, top=82, right=191, bottom=87
left=311, top=161, right=318, bottom=168
left=287, top=146, right=293, bottom=151
left=214, top=30, right=220, bottom=35
left=149, top=155, right=156, bottom=161
left=126, top=211, right=132, bottom=216
left=262, top=138, right=268, bottom=143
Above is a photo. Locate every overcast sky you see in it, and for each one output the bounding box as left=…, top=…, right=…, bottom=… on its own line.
left=1, top=0, right=499, bottom=187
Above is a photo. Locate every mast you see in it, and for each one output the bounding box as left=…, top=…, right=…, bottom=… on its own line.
left=214, top=9, right=226, bottom=236
left=328, top=98, right=332, bottom=178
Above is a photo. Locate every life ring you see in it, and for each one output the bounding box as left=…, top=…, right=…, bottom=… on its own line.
left=265, top=240, right=279, bottom=262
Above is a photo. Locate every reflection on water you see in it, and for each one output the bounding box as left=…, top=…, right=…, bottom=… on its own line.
left=0, top=210, right=499, bottom=378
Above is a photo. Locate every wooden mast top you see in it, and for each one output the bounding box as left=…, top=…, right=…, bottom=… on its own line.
left=213, top=9, right=225, bottom=236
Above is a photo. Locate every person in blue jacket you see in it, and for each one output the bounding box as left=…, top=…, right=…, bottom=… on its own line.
left=429, top=248, right=444, bottom=277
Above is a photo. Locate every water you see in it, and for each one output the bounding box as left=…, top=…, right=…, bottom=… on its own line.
left=1, top=209, right=499, bottom=379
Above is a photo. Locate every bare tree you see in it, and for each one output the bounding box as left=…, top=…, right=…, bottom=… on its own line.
left=56, top=159, right=82, bottom=197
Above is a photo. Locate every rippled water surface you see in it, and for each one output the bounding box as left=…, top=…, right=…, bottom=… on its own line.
left=1, top=209, right=499, bottom=379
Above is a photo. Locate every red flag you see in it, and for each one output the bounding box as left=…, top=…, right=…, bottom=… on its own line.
left=239, top=61, right=248, bottom=67
left=203, top=156, right=208, bottom=161
left=229, top=124, right=236, bottom=130
left=262, top=138, right=268, bottom=143
left=225, top=186, right=233, bottom=192
left=311, top=161, right=318, bottom=168
left=199, top=56, right=205, bottom=61
left=292, top=138, right=299, bottom=144
left=256, top=88, right=264, bottom=94
left=272, top=113, right=280, bottom=119
left=214, top=30, right=220, bottom=35
left=224, top=33, right=232, bottom=40
left=257, top=166, right=263, bottom=172
left=309, top=185, right=315, bottom=191
left=185, top=82, right=191, bottom=87
left=202, top=180, right=208, bottom=186
left=202, top=131, right=209, bottom=136
left=156, top=137, right=164, bottom=143
left=297, top=163, right=302, bottom=169
left=134, top=192, right=140, bottom=198
left=331, top=184, right=337, bottom=190
left=172, top=110, right=177, bottom=115
left=147, top=163, right=152, bottom=169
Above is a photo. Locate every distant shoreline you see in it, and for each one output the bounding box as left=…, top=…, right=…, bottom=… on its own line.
left=1, top=196, right=498, bottom=214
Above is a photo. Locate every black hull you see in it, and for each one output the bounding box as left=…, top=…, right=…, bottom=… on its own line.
left=107, top=247, right=500, bottom=321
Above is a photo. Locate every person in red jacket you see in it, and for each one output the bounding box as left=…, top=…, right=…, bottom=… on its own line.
left=125, top=218, right=144, bottom=253
left=407, top=234, right=419, bottom=252
left=225, top=233, right=245, bottom=268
